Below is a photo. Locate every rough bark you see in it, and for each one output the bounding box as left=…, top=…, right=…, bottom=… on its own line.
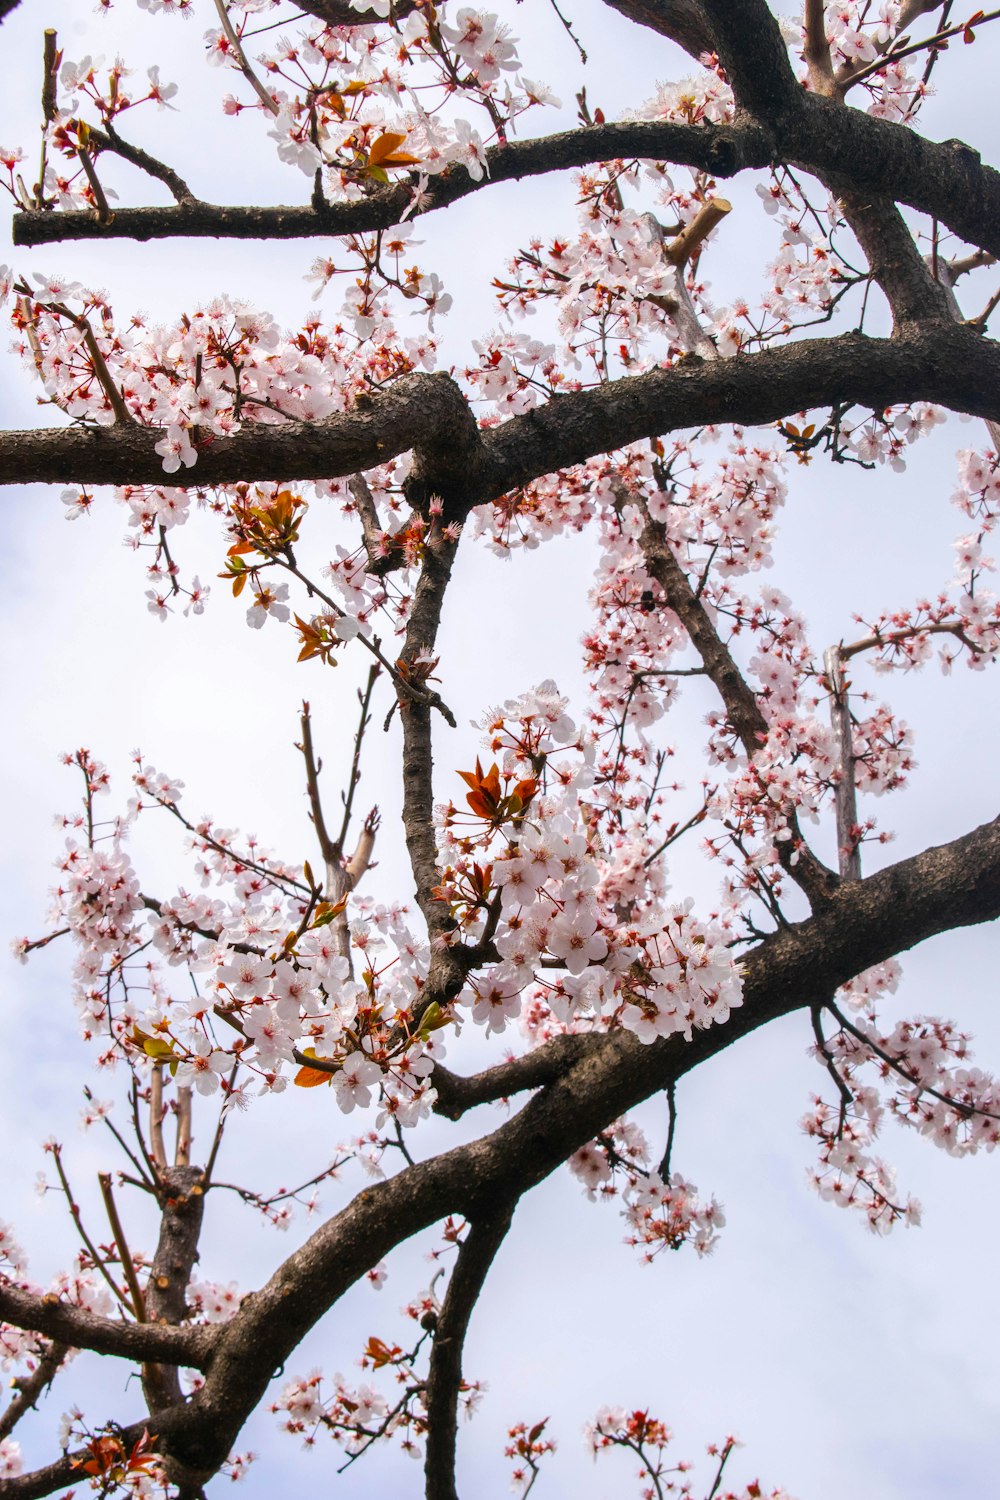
left=3, top=325, right=999, bottom=501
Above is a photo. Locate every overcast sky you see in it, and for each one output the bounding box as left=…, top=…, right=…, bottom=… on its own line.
left=2, top=3, right=1000, bottom=1496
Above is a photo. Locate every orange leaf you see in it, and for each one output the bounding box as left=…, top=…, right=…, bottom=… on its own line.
left=293, top=1047, right=335, bottom=1087
left=368, top=131, right=419, bottom=167
left=364, top=1335, right=399, bottom=1368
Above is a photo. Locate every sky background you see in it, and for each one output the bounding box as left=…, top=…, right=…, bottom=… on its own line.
left=1, top=2, right=1000, bottom=1496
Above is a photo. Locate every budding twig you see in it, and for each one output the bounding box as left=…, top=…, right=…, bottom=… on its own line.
left=212, top=0, right=279, bottom=116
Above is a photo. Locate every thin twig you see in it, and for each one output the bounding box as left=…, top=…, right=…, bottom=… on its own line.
left=212, top=0, right=279, bottom=115
left=826, top=998, right=1000, bottom=1123
left=842, top=5, right=1000, bottom=90
left=656, top=1081, right=677, bottom=1180
left=48, top=298, right=134, bottom=424
left=50, top=1146, right=130, bottom=1312
left=299, top=702, right=337, bottom=865
left=811, top=1004, right=853, bottom=1137
left=204, top=1066, right=239, bottom=1184
left=97, top=1173, right=147, bottom=1321
left=337, top=664, right=381, bottom=853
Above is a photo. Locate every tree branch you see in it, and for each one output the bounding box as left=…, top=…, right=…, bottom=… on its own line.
left=398, top=528, right=462, bottom=943
left=423, top=1206, right=515, bottom=1500
left=598, top=0, right=716, bottom=58
left=431, top=1035, right=594, bottom=1120
left=3, top=326, right=1000, bottom=504
left=696, top=0, right=801, bottom=117
left=11, top=119, right=768, bottom=247
left=88, top=122, right=200, bottom=207
left=145, top=810, right=1000, bottom=1483
left=636, top=506, right=838, bottom=905
left=0, top=1342, right=68, bottom=1441
left=0, top=1281, right=214, bottom=1367
left=12, top=100, right=1000, bottom=267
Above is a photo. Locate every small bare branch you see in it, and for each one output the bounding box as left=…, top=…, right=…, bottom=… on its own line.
left=89, top=121, right=200, bottom=206
left=212, top=0, right=279, bottom=115
left=299, top=701, right=337, bottom=867
left=97, top=1172, right=147, bottom=1321
left=75, top=147, right=115, bottom=226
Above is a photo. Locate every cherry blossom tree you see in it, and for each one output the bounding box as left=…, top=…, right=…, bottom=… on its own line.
left=2, top=0, right=1000, bottom=1496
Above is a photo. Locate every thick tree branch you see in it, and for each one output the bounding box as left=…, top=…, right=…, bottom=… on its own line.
left=828, top=186, right=954, bottom=327
left=11, top=120, right=769, bottom=247
left=142, top=1166, right=207, bottom=1414
left=3, top=325, right=1000, bottom=501
left=142, top=810, right=1000, bottom=1483
left=0, top=1282, right=215, bottom=1367
left=598, top=0, right=716, bottom=58
left=477, top=324, right=1000, bottom=506
left=423, top=1206, right=515, bottom=1500
left=13, top=107, right=1000, bottom=266
left=696, top=0, right=801, bottom=117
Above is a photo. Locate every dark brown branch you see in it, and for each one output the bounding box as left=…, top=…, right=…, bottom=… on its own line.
left=0, top=1342, right=68, bottom=1441
left=11, top=119, right=768, bottom=247
left=598, top=0, right=716, bottom=57
left=88, top=123, right=199, bottom=207
left=827, top=185, right=954, bottom=327
left=4, top=325, right=1000, bottom=504
left=638, top=515, right=768, bottom=755
left=13, top=96, right=1000, bottom=268
left=399, top=528, right=461, bottom=943
left=696, top=0, right=801, bottom=118
left=142, top=1166, right=207, bottom=1413
left=431, top=1035, right=594, bottom=1120
left=291, top=0, right=420, bottom=23
left=423, top=1206, right=515, bottom=1500
left=0, top=1281, right=214, bottom=1367
left=637, top=507, right=838, bottom=905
